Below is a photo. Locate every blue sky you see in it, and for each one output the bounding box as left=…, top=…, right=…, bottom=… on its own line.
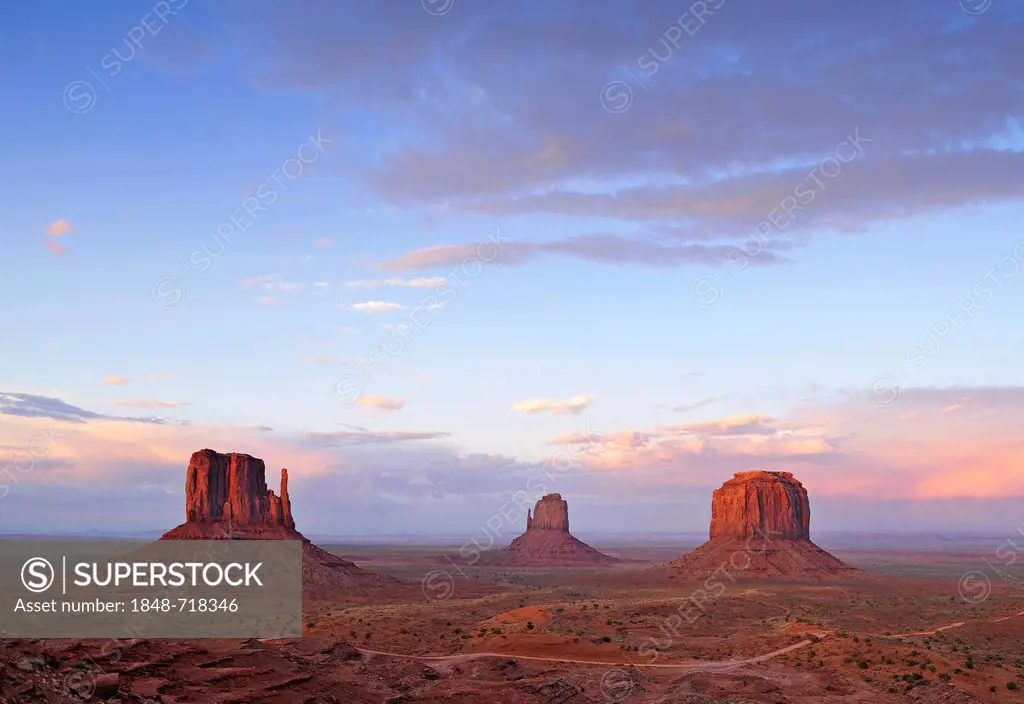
left=2, top=0, right=1024, bottom=536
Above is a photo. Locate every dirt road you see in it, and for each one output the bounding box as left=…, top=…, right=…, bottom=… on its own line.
left=879, top=609, right=1024, bottom=638
left=356, top=636, right=819, bottom=671
left=355, top=606, right=1024, bottom=670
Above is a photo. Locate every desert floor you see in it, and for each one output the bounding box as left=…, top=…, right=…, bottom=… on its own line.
left=3, top=538, right=1024, bottom=703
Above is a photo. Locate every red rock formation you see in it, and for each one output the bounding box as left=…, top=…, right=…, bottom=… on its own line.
left=669, top=471, right=854, bottom=577
left=162, top=449, right=406, bottom=596
left=184, top=450, right=293, bottom=529
left=526, top=493, right=569, bottom=532
left=709, top=471, right=810, bottom=541
left=267, top=469, right=293, bottom=529
left=485, top=493, right=618, bottom=566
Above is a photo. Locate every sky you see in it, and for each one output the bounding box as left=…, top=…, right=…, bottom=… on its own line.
left=2, top=0, right=1024, bottom=538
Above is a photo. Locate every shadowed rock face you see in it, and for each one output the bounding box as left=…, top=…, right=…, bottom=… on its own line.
left=526, top=493, right=570, bottom=532
left=709, top=471, right=810, bottom=541
left=185, top=449, right=294, bottom=529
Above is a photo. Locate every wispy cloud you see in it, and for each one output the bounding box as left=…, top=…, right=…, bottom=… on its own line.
left=673, top=396, right=727, bottom=413
left=113, top=400, right=189, bottom=409
left=663, top=414, right=785, bottom=437
left=346, top=277, right=447, bottom=288
left=0, top=392, right=172, bottom=425
left=512, top=395, right=595, bottom=416
left=103, top=376, right=131, bottom=386
left=379, top=237, right=788, bottom=271
left=214, top=2, right=1021, bottom=277
left=145, top=372, right=178, bottom=381
left=378, top=243, right=518, bottom=271
left=550, top=413, right=838, bottom=472
left=242, top=273, right=281, bottom=288
left=258, top=296, right=278, bottom=306
left=355, top=395, right=405, bottom=412
left=345, top=301, right=406, bottom=314
left=338, top=326, right=361, bottom=335
left=297, top=428, right=449, bottom=446
left=314, top=237, right=332, bottom=247
left=313, top=282, right=330, bottom=289
left=44, top=219, right=74, bottom=237
left=303, top=356, right=341, bottom=365
left=538, top=386, right=1024, bottom=501
left=263, top=281, right=304, bottom=292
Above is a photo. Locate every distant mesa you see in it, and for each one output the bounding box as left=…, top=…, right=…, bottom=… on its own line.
left=670, top=471, right=854, bottom=576
left=483, top=493, right=618, bottom=567
left=160, top=449, right=400, bottom=594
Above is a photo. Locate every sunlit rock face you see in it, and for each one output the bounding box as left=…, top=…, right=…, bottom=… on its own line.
left=183, top=449, right=294, bottom=530
left=525, top=493, right=570, bottom=533
left=709, top=471, right=811, bottom=541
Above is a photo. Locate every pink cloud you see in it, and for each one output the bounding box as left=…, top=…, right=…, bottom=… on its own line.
left=43, top=240, right=66, bottom=257
left=548, top=388, right=1024, bottom=501
left=379, top=244, right=483, bottom=271
left=355, top=395, right=405, bottom=412
left=0, top=413, right=337, bottom=490
left=44, top=219, right=74, bottom=237
left=113, top=400, right=188, bottom=408
left=242, top=273, right=281, bottom=288
left=512, top=395, right=594, bottom=415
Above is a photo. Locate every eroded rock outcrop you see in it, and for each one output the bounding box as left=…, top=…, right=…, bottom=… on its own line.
left=161, top=449, right=405, bottom=595
left=669, top=470, right=854, bottom=577
left=709, top=471, right=810, bottom=541
left=184, top=450, right=294, bottom=529
left=526, top=493, right=570, bottom=532
left=485, top=493, right=618, bottom=566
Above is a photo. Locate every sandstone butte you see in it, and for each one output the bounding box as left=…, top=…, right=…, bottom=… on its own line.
left=670, top=471, right=855, bottom=576
left=183, top=449, right=294, bottom=530
left=160, top=449, right=401, bottom=594
left=709, top=470, right=810, bottom=541
left=488, top=493, right=618, bottom=566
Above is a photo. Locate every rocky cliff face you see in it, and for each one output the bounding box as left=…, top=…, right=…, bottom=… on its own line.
left=526, top=493, right=570, bottom=532
left=709, top=471, right=810, bottom=541
left=184, top=449, right=294, bottom=529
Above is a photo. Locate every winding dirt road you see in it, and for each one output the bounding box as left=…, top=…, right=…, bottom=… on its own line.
left=354, top=607, right=1024, bottom=671
left=355, top=636, right=821, bottom=671
left=878, top=609, right=1024, bottom=639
